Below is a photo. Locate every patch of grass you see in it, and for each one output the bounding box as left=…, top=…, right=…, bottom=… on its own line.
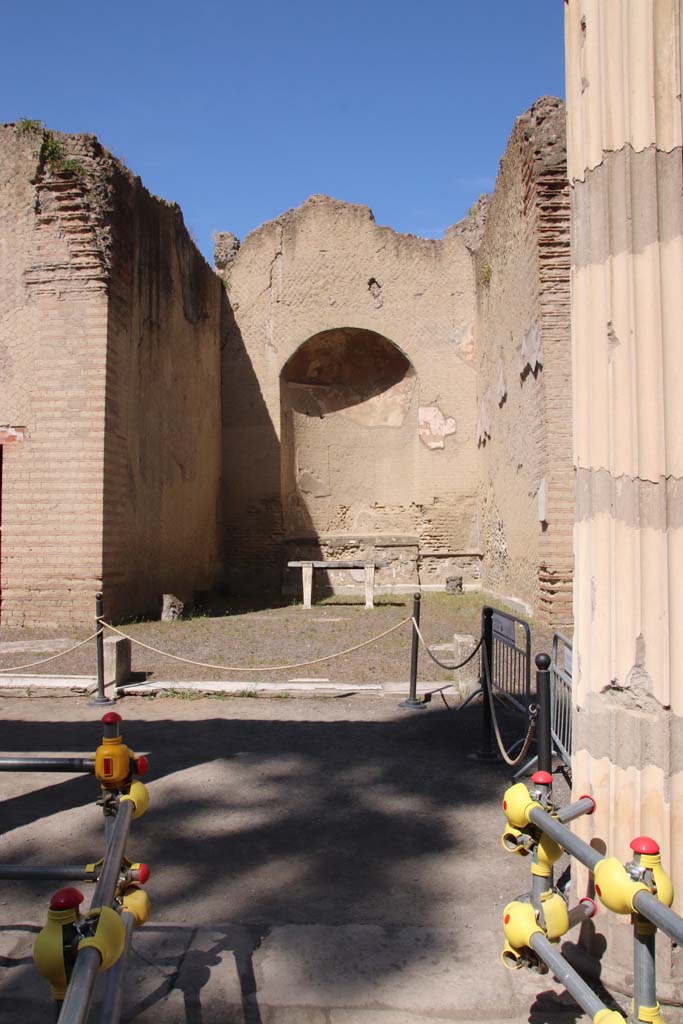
left=480, top=262, right=493, bottom=287
left=236, top=689, right=259, bottom=698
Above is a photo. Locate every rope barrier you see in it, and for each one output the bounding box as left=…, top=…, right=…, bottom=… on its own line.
left=481, top=640, right=537, bottom=767
left=0, top=631, right=103, bottom=674
left=411, top=618, right=483, bottom=671
left=100, top=617, right=412, bottom=674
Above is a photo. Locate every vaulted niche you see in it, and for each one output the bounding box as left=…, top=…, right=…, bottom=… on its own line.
left=283, top=328, right=415, bottom=427
left=280, top=327, right=417, bottom=539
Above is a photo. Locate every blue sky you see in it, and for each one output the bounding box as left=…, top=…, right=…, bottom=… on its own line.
left=2, top=1, right=565, bottom=262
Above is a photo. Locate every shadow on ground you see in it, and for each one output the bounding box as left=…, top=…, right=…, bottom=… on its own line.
left=0, top=701, right=599, bottom=1023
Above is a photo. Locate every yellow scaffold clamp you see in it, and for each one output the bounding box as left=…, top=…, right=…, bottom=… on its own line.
left=78, top=906, right=125, bottom=971
left=122, top=885, right=152, bottom=927
left=94, top=712, right=149, bottom=792
left=501, top=899, right=543, bottom=970
left=502, top=782, right=543, bottom=830
left=34, top=888, right=85, bottom=999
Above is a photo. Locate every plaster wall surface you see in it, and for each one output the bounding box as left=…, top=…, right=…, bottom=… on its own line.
left=566, top=0, right=683, bottom=995
left=473, top=98, right=573, bottom=624
left=216, top=196, right=480, bottom=593
left=0, top=126, right=109, bottom=626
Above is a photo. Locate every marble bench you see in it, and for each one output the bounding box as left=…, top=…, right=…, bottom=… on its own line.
left=287, top=560, right=388, bottom=609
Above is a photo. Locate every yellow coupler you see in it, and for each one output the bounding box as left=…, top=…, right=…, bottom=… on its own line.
left=122, top=886, right=152, bottom=927
left=94, top=712, right=149, bottom=792
left=34, top=888, right=84, bottom=1000
left=34, top=888, right=126, bottom=999
left=78, top=906, right=125, bottom=969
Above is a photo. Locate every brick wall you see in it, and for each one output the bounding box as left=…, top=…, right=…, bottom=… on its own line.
left=0, top=125, right=223, bottom=625
left=473, top=98, right=573, bottom=625
left=0, top=126, right=109, bottom=626
left=101, top=163, right=223, bottom=621
left=215, top=196, right=480, bottom=593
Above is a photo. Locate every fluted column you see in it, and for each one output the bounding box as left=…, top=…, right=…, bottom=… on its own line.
left=565, top=0, right=683, bottom=992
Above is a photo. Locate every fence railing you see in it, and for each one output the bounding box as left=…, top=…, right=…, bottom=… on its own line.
left=550, top=632, right=572, bottom=772
left=479, top=606, right=533, bottom=760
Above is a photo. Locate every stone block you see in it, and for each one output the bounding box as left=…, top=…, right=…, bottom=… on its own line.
left=103, top=635, right=131, bottom=688
left=452, top=632, right=479, bottom=692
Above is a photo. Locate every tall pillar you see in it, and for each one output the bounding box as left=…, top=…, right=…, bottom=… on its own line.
left=565, top=0, right=683, bottom=993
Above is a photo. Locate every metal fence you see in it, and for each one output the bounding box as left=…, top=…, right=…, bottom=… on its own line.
left=484, top=606, right=532, bottom=713
left=550, top=632, right=573, bottom=771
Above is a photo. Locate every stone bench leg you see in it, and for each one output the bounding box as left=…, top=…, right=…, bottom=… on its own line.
left=364, top=563, right=375, bottom=609
left=301, top=563, right=313, bottom=609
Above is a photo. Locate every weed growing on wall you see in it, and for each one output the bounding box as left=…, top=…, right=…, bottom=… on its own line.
left=39, top=130, right=86, bottom=180
left=15, top=118, right=43, bottom=135
left=14, top=120, right=86, bottom=180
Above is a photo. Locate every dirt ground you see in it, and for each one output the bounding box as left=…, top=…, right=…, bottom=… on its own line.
left=0, top=692, right=665, bottom=1024
left=0, top=593, right=558, bottom=687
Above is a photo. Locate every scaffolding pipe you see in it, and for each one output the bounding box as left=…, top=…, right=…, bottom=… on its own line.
left=633, top=916, right=657, bottom=1022
left=90, top=799, right=134, bottom=908
left=632, top=890, right=683, bottom=947
left=99, top=911, right=135, bottom=1024
left=0, top=865, right=97, bottom=881
left=56, top=947, right=102, bottom=1024
left=567, top=898, right=597, bottom=931
left=527, top=805, right=602, bottom=872
left=58, top=800, right=134, bottom=1024
left=556, top=796, right=595, bottom=824
left=529, top=932, right=618, bottom=1021
left=0, top=758, right=94, bottom=773
left=528, top=805, right=683, bottom=944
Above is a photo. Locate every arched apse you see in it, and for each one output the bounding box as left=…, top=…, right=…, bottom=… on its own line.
left=280, top=327, right=418, bottom=540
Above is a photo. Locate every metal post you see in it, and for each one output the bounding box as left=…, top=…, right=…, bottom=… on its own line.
left=400, top=592, right=425, bottom=709
left=535, top=652, right=552, bottom=775
left=633, top=914, right=658, bottom=1022
left=58, top=800, right=135, bottom=1024
left=529, top=932, right=622, bottom=1021
left=89, top=591, right=110, bottom=706
left=478, top=607, right=496, bottom=758
left=100, top=911, right=135, bottom=1024
left=0, top=757, right=94, bottom=773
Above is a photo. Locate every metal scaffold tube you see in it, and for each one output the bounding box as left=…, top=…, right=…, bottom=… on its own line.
left=0, top=865, right=98, bottom=881
left=99, top=911, right=135, bottom=1024
left=529, top=932, right=619, bottom=1020
left=632, top=890, right=683, bottom=947
left=527, top=805, right=603, bottom=872
left=57, top=799, right=135, bottom=1024
left=556, top=796, right=595, bottom=824
left=0, top=758, right=94, bottom=773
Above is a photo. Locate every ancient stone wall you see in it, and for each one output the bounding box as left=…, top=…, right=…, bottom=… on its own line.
left=0, top=125, right=109, bottom=626
left=472, top=97, right=573, bottom=624
left=101, top=160, right=224, bottom=621
left=0, top=124, right=223, bottom=625
left=215, top=196, right=480, bottom=595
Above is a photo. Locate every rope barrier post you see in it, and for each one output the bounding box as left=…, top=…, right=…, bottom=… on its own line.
left=535, top=652, right=552, bottom=775
left=477, top=607, right=496, bottom=759
left=89, top=592, right=110, bottom=707
left=400, top=592, right=426, bottom=710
